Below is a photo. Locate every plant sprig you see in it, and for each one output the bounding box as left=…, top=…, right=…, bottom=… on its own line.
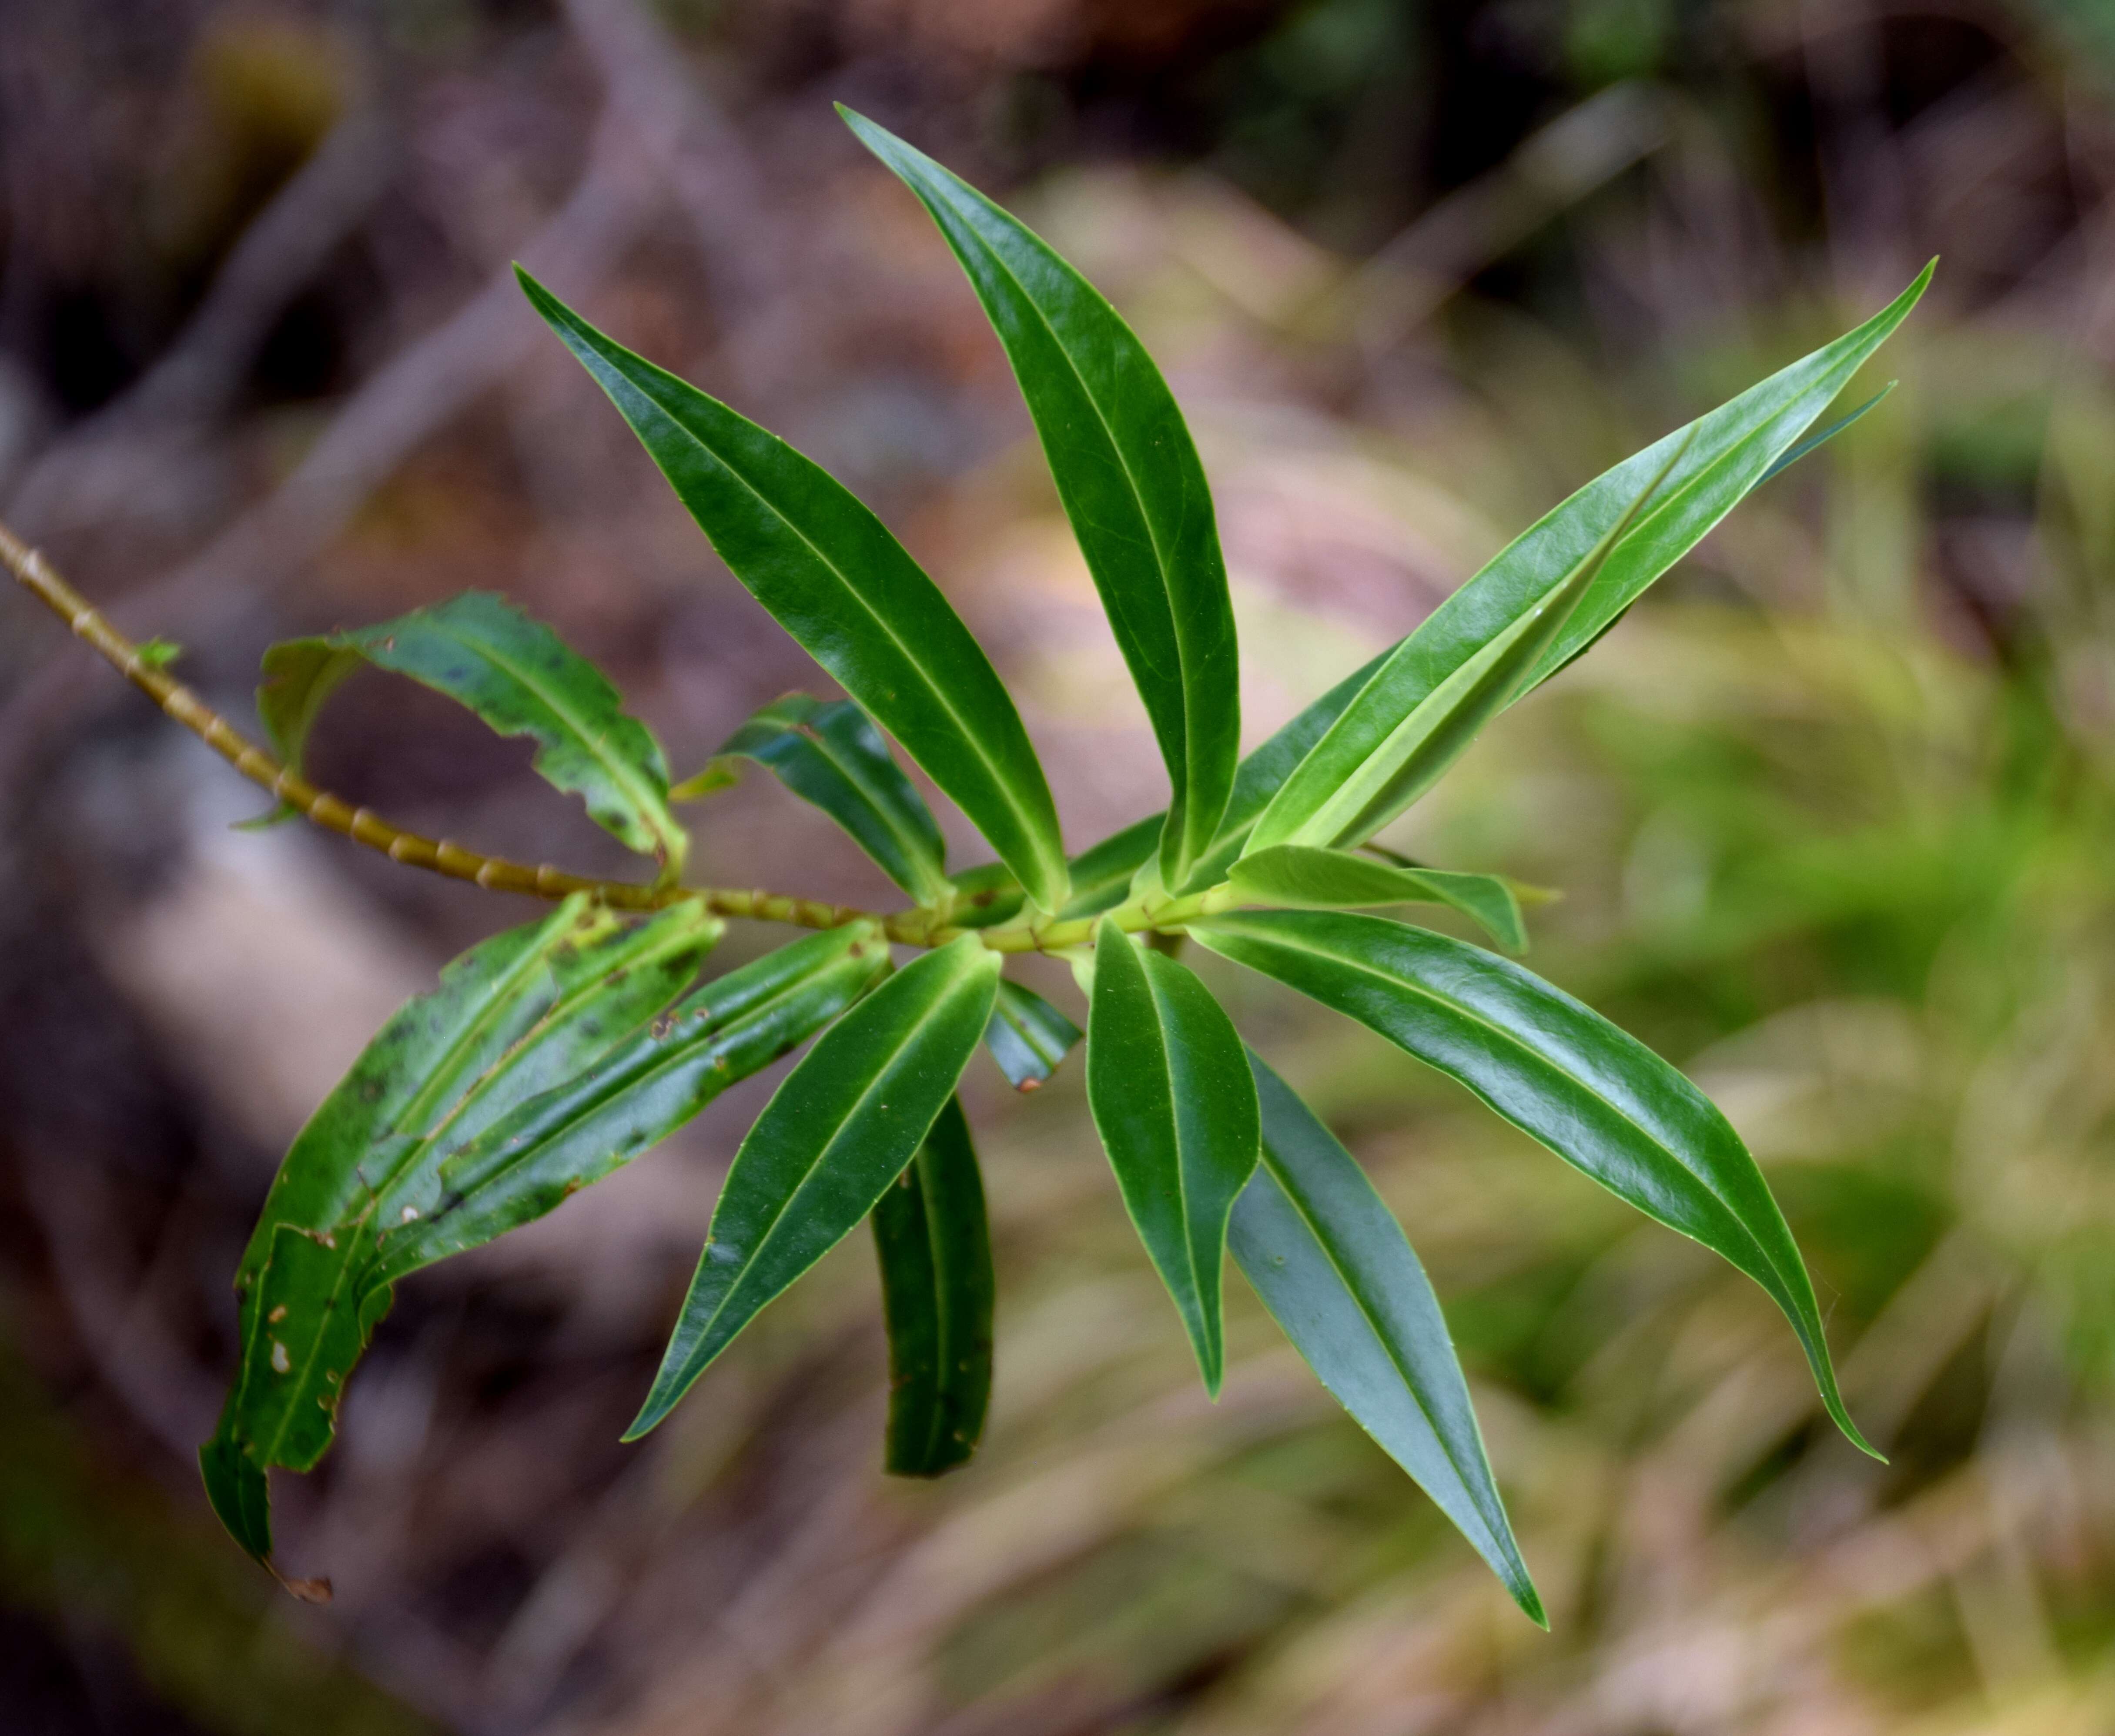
left=6, top=108, right=1932, bottom=1625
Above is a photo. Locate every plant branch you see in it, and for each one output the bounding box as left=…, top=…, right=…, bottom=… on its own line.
left=1, top=524, right=1225, bottom=955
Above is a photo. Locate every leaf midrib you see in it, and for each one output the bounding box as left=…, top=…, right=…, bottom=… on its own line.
left=1139, top=953, right=1206, bottom=1343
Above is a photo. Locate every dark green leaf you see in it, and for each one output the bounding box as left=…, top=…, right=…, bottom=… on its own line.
left=202, top=896, right=726, bottom=1559
left=519, top=269, right=1070, bottom=913
left=259, top=592, right=687, bottom=874
left=870, top=1096, right=994, bottom=1476
left=844, top=109, right=1239, bottom=890
left=719, top=693, right=950, bottom=903
left=364, top=923, right=893, bottom=1293
left=1232, top=1053, right=1541, bottom=1624
left=1228, top=845, right=1527, bottom=952
left=630, top=933, right=1003, bottom=1438
left=944, top=860, right=1028, bottom=930
left=1246, top=268, right=1931, bottom=856
left=1059, top=815, right=1162, bottom=919
left=1193, top=909, right=1876, bottom=1456
left=1085, top=915, right=1259, bottom=1394
left=984, top=978, right=1082, bottom=1090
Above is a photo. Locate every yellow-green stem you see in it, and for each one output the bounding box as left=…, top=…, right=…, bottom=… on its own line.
left=2, top=522, right=1227, bottom=954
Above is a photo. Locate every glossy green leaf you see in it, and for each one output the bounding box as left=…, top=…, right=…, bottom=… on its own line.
left=519, top=269, right=1069, bottom=913
left=870, top=1096, right=994, bottom=1476
left=1246, top=268, right=1931, bottom=856
left=1085, top=915, right=1260, bottom=1394
left=1228, top=845, right=1527, bottom=952
left=261, top=592, right=688, bottom=875
left=1194, top=909, right=1877, bottom=1456
left=630, top=933, right=1003, bottom=1438
left=1059, top=815, right=1163, bottom=920
left=984, top=977, right=1082, bottom=1090
left=202, top=896, right=726, bottom=1559
left=944, top=860, right=1029, bottom=930
left=1231, top=1053, right=1541, bottom=1624
left=844, top=109, right=1239, bottom=890
left=364, top=924, right=893, bottom=1294
left=719, top=693, right=950, bottom=903
left=1249, top=432, right=1690, bottom=855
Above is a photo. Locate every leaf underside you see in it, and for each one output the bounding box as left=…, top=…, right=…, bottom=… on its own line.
left=984, top=977, right=1083, bottom=1090
left=1195, top=909, right=1876, bottom=1457
left=1232, top=1052, right=1542, bottom=1624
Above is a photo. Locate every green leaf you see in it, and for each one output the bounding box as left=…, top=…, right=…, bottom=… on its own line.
left=201, top=896, right=728, bottom=1559
left=1228, top=845, right=1527, bottom=952
left=984, top=977, right=1082, bottom=1090
left=844, top=108, right=1239, bottom=890
left=1757, top=383, right=1893, bottom=484
left=630, top=933, right=1003, bottom=1438
left=870, top=1096, right=994, bottom=1476
left=1058, top=651, right=1394, bottom=909
left=258, top=592, right=688, bottom=875
left=363, top=923, right=893, bottom=1294
left=1246, top=267, right=1931, bottom=856
left=519, top=269, right=1070, bottom=914
left=719, top=693, right=950, bottom=903
left=1085, top=915, right=1259, bottom=1394
left=1248, top=431, right=1692, bottom=855
left=1193, top=909, right=1877, bottom=1457
left=1231, top=1053, right=1542, bottom=1625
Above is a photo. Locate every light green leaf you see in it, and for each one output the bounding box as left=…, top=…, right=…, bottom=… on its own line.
left=1228, top=845, right=1527, bottom=952
left=1248, top=431, right=1691, bottom=855
left=201, top=896, right=727, bottom=1560
left=844, top=108, right=1239, bottom=891
left=630, top=933, right=1003, bottom=1438
left=870, top=1096, right=994, bottom=1476
left=1194, top=909, right=1877, bottom=1457
left=519, top=269, right=1069, bottom=914
left=719, top=693, right=950, bottom=903
left=1232, top=1053, right=1541, bottom=1625
left=258, top=593, right=688, bottom=875
left=1246, top=267, right=1931, bottom=856
left=1085, top=915, right=1259, bottom=1394
left=984, top=977, right=1082, bottom=1090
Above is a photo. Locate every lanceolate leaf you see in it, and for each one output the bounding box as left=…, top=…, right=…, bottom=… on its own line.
left=363, top=924, right=893, bottom=1294
left=1086, top=916, right=1260, bottom=1394
left=519, top=270, right=1070, bottom=914
left=261, top=593, right=688, bottom=875
left=1229, top=845, right=1527, bottom=953
left=1193, top=909, right=1877, bottom=1456
left=1249, top=432, right=1691, bottom=856
left=1245, top=268, right=1931, bottom=858
left=984, top=977, right=1082, bottom=1090
left=631, top=933, right=1003, bottom=1438
left=844, top=108, right=1240, bottom=890
left=202, top=896, right=727, bottom=1559
left=718, top=694, right=950, bottom=903
left=870, top=1096, right=995, bottom=1476
left=1231, top=1054, right=1541, bottom=1624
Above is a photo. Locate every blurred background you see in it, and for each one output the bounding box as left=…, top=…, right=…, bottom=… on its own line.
left=3, top=0, right=2113, bottom=1730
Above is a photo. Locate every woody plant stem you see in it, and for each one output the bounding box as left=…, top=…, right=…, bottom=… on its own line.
left=1, top=522, right=1226, bottom=953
